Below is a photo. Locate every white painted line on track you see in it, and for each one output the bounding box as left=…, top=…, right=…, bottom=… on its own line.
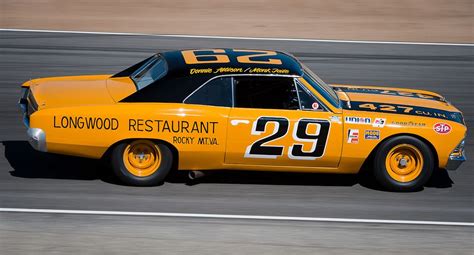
left=1, top=28, right=473, bottom=47
left=1, top=208, right=472, bottom=227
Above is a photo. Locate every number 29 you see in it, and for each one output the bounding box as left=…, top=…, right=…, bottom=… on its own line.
left=245, top=117, right=330, bottom=160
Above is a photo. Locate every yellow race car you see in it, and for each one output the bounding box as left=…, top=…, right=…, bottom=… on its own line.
left=19, top=49, right=467, bottom=191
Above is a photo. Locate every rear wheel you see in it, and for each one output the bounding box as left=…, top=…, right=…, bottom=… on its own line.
left=111, top=140, right=173, bottom=186
left=373, top=136, right=434, bottom=191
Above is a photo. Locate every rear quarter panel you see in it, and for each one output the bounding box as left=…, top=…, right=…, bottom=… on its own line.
left=29, top=103, right=230, bottom=170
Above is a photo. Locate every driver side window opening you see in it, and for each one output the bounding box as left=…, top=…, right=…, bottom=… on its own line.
left=233, top=76, right=299, bottom=110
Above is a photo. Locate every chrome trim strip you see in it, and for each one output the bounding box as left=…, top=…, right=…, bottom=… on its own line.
left=231, top=77, right=235, bottom=107
left=294, top=78, right=302, bottom=110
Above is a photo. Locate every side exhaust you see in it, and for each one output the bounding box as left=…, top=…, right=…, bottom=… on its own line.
left=188, top=170, right=206, bottom=180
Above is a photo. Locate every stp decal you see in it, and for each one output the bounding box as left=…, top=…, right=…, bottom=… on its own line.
left=433, top=123, right=452, bottom=134
left=347, top=129, right=359, bottom=144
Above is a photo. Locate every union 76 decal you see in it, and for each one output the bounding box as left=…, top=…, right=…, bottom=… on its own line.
left=244, top=117, right=330, bottom=160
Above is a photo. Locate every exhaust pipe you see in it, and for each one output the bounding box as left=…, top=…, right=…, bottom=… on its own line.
left=188, top=170, right=206, bottom=180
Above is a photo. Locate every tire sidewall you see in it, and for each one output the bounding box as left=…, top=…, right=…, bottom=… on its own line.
left=374, top=136, right=434, bottom=191
left=112, top=141, right=173, bottom=186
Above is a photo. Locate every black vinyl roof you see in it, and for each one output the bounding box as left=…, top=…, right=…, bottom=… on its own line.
left=121, top=49, right=303, bottom=103
left=161, top=49, right=303, bottom=78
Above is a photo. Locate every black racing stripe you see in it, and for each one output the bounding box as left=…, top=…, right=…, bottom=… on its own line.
left=343, top=101, right=464, bottom=124
left=333, top=86, right=445, bottom=102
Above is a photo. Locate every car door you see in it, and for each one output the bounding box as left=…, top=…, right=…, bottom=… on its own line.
left=225, top=75, right=343, bottom=168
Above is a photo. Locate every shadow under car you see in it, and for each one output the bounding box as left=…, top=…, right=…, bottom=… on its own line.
left=2, top=140, right=453, bottom=190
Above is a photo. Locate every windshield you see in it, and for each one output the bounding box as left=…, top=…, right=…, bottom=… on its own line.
left=302, top=65, right=340, bottom=108
left=131, top=55, right=168, bottom=90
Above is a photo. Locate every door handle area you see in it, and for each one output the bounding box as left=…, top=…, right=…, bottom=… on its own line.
left=230, top=119, right=250, bottom=126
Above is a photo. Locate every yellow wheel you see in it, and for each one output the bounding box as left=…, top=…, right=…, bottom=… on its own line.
left=374, top=136, right=434, bottom=192
left=385, top=144, right=424, bottom=183
left=112, top=140, right=173, bottom=186
left=123, top=140, right=162, bottom=177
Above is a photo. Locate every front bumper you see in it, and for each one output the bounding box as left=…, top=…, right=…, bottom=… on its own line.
left=446, top=155, right=466, bottom=170
left=27, top=128, right=47, bottom=152
left=446, top=139, right=466, bottom=170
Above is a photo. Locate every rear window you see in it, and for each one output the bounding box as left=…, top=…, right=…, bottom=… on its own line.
left=131, top=55, right=168, bottom=90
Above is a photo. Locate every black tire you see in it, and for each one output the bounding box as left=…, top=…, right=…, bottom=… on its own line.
left=111, top=140, right=173, bottom=186
left=373, top=136, right=434, bottom=192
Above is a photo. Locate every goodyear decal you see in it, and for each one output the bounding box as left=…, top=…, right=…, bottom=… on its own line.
left=343, top=101, right=464, bottom=124
left=333, top=86, right=445, bottom=102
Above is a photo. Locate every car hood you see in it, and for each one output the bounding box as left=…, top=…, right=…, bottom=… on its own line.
left=332, top=84, right=464, bottom=124
left=23, top=75, right=136, bottom=109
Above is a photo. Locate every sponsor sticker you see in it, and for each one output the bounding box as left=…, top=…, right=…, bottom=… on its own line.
left=311, top=102, right=319, bottom=110
left=391, top=121, right=426, bottom=127
left=364, top=130, right=380, bottom=140
left=372, top=118, right=386, bottom=128
left=330, top=116, right=341, bottom=123
left=345, top=117, right=371, bottom=125
left=433, top=123, right=452, bottom=134
left=347, top=129, right=359, bottom=144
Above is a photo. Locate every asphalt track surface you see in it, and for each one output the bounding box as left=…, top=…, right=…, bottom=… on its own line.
left=0, top=31, right=473, bottom=254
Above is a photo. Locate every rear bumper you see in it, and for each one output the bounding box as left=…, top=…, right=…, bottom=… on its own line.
left=27, top=128, right=47, bottom=152
left=19, top=87, right=38, bottom=128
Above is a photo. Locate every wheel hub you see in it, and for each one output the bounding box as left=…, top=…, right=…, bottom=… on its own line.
left=385, top=144, right=424, bottom=183
left=123, top=140, right=162, bottom=177
left=399, top=157, right=408, bottom=167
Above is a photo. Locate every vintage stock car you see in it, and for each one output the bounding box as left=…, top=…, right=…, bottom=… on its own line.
left=19, top=49, right=467, bottom=191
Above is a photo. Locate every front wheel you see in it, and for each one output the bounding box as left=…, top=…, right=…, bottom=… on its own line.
left=373, top=136, right=434, bottom=192
left=111, top=140, right=173, bottom=186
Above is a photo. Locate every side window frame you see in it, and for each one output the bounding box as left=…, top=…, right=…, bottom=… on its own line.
left=293, top=78, right=329, bottom=112
left=183, top=74, right=332, bottom=112
left=231, top=76, right=236, bottom=107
